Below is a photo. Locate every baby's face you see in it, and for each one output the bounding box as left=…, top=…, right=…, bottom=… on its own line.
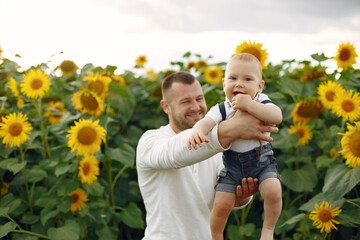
left=222, top=59, right=264, bottom=100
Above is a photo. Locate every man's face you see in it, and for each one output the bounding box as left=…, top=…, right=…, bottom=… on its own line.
left=162, top=81, right=207, bottom=133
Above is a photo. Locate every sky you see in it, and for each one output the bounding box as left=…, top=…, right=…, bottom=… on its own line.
left=1, top=0, right=360, bottom=73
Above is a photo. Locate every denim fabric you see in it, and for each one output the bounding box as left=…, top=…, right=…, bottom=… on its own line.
left=215, top=143, right=279, bottom=193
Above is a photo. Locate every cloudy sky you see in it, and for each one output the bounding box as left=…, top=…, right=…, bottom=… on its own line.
left=1, top=0, right=360, bottom=72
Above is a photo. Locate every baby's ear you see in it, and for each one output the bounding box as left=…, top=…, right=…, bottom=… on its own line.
left=258, top=80, right=265, bottom=93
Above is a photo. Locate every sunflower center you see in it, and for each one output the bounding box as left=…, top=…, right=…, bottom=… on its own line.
left=82, top=162, right=91, bottom=175
left=9, top=122, right=23, bottom=136
left=339, top=48, right=351, bottom=61
left=31, top=78, right=43, bottom=90
left=77, top=127, right=97, bottom=145
left=210, top=70, right=218, bottom=78
left=341, top=100, right=355, bottom=112
left=349, top=132, right=360, bottom=157
left=297, top=102, right=323, bottom=118
left=80, top=93, right=99, bottom=110
left=318, top=209, right=332, bottom=222
left=297, top=129, right=305, bottom=138
left=325, top=90, right=336, bottom=101
left=71, top=193, right=79, bottom=203
left=243, top=47, right=261, bottom=62
left=88, top=81, right=104, bottom=96
left=61, top=61, right=76, bottom=72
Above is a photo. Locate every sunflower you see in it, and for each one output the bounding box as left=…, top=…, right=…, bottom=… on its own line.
left=99, top=72, right=126, bottom=86
left=136, top=55, right=147, bottom=67
left=288, top=122, right=313, bottom=146
left=83, top=72, right=112, bottom=99
left=186, top=62, right=195, bottom=69
left=145, top=69, right=159, bottom=82
left=309, top=201, right=342, bottom=233
left=329, top=148, right=339, bottom=158
left=8, top=78, right=20, bottom=96
left=300, top=68, right=327, bottom=83
left=317, top=81, right=345, bottom=109
left=78, top=155, right=100, bottom=184
left=72, top=89, right=105, bottom=117
left=44, top=101, right=67, bottom=125
left=16, top=97, right=24, bottom=109
left=59, top=60, right=78, bottom=76
left=20, top=68, right=51, bottom=99
left=1, top=182, right=8, bottom=196
left=0, top=47, right=3, bottom=58
left=235, top=40, right=268, bottom=69
left=0, top=112, right=32, bottom=148
left=194, top=60, right=207, bottom=72
left=67, top=188, right=88, bottom=213
left=204, top=65, right=223, bottom=84
left=67, top=118, right=106, bottom=156
left=331, top=89, right=360, bottom=123
left=291, top=100, right=323, bottom=123
left=334, top=42, right=358, bottom=70
left=339, top=121, right=360, bottom=168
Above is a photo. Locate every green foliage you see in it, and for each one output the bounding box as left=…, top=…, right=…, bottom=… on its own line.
left=0, top=49, right=360, bottom=240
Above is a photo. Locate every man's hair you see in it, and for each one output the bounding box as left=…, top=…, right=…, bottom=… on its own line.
left=161, top=71, right=196, bottom=100
left=226, top=53, right=262, bottom=78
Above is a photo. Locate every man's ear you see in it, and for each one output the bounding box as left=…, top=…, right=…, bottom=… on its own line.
left=160, top=100, right=170, bottom=114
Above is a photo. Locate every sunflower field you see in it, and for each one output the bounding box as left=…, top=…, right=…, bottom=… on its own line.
left=0, top=41, right=359, bottom=240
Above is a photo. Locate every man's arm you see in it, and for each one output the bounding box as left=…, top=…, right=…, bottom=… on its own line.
left=217, top=110, right=279, bottom=148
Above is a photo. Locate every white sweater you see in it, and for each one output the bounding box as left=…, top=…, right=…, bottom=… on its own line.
left=136, top=124, right=226, bottom=240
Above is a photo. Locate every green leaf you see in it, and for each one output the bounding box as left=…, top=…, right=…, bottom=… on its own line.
left=272, top=128, right=299, bottom=150
left=315, top=155, right=337, bottom=169
left=0, top=207, right=10, bottom=217
left=323, top=164, right=360, bottom=198
left=299, top=192, right=344, bottom=212
left=55, top=162, right=72, bottom=176
left=55, top=178, right=79, bottom=196
left=311, top=53, right=329, bottom=62
left=338, top=208, right=360, bottom=227
left=41, top=208, right=60, bottom=226
left=277, top=213, right=306, bottom=228
left=105, top=143, right=135, bottom=166
left=57, top=197, right=73, bottom=213
left=120, top=202, right=144, bottom=229
left=0, top=222, right=16, bottom=238
left=281, top=164, right=318, bottom=192
left=108, top=82, right=131, bottom=98
left=82, top=181, right=104, bottom=197
left=27, top=168, right=47, bottom=183
left=47, top=220, right=80, bottom=240
left=95, top=224, right=119, bottom=240
left=0, top=158, right=27, bottom=174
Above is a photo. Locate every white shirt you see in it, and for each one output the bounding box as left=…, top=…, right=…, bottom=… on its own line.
left=206, top=93, right=273, bottom=152
left=136, top=124, right=226, bottom=240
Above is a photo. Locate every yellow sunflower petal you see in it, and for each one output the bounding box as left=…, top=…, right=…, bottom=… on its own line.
left=288, top=122, right=313, bottom=146
left=78, top=155, right=100, bottom=184
left=204, top=65, right=223, bottom=84
left=309, top=201, right=342, bottom=233
left=332, top=89, right=360, bottom=123
left=20, top=68, right=51, bottom=99
left=67, top=188, right=88, bottom=213
left=66, top=118, right=106, bottom=156
left=317, top=81, right=345, bottom=109
left=339, top=121, right=360, bottom=168
left=0, top=112, right=32, bottom=147
left=136, top=55, right=147, bottom=67
left=235, top=40, right=268, bottom=69
left=72, top=89, right=105, bottom=117
left=334, top=42, right=358, bottom=70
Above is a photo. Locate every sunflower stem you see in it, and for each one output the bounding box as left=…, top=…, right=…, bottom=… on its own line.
left=106, top=158, right=114, bottom=207
left=19, top=145, right=33, bottom=214
left=11, top=229, right=50, bottom=239
left=37, top=98, right=51, bottom=159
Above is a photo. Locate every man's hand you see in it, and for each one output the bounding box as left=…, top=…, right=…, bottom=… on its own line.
left=218, top=110, right=278, bottom=148
left=235, top=177, right=259, bottom=207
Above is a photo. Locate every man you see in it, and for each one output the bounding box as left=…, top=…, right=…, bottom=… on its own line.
left=136, top=72, right=278, bottom=240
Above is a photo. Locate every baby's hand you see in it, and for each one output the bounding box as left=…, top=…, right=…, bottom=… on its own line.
left=232, top=94, right=252, bottom=111
left=187, top=132, right=209, bottom=150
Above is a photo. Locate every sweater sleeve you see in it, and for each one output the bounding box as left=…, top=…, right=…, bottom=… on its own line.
left=136, top=125, right=228, bottom=169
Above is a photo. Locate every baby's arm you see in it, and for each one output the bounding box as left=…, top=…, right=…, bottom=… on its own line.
left=188, top=116, right=216, bottom=150
left=232, top=94, right=282, bottom=124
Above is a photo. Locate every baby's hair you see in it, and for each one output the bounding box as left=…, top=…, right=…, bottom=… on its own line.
left=227, top=53, right=262, bottom=78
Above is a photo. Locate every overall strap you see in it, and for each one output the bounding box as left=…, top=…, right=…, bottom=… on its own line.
left=218, top=101, right=226, bottom=121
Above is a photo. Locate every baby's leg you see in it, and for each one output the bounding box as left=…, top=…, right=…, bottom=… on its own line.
left=210, top=191, right=236, bottom=240
left=259, top=178, right=282, bottom=240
